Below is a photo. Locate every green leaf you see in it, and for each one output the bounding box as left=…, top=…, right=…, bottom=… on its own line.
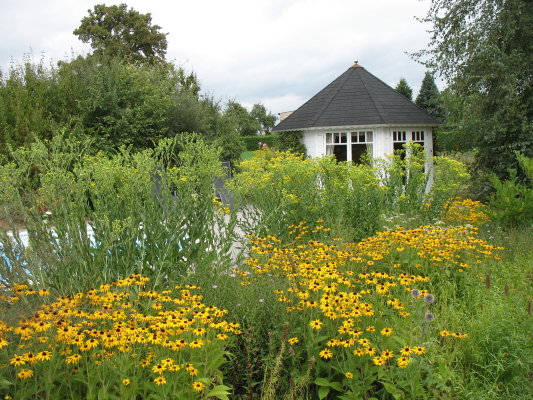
left=329, top=381, right=344, bottom=391
left=318, top=385, right=330, bottom=400
left=206, top=384, right=232, bottom=400
left=382, top=382, right=401, bottom=396
left=314, top=377, right=330, bottom=386
left=0, top=377, right=13, bottom=389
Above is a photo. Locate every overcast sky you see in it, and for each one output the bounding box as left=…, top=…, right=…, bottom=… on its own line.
left=0, top=0, right=439, bottom=115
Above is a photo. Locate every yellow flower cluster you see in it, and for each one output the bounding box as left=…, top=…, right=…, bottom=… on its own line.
left=442, top=198, right=489, bottom=226
left=235, top=221, right=500, bottom=372
left=0, top=274, right=240, bottom=386
left=347, top=224, right=502, bottom=273
left=235, top=229, right=440, bottom=370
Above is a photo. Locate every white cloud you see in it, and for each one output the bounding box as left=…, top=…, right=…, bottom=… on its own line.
left=0, top=0, right=437, bottom=114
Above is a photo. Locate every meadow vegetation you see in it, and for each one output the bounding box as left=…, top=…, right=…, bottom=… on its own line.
left=0, top=139, right=531, bottom=399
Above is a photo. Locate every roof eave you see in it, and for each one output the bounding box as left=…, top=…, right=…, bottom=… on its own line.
left=273, top=122, right=440, bottom=132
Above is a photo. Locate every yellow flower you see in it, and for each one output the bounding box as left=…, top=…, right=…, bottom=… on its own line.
left=152, top=364, right=166, bottom=374
left=288, top=337, right=299, bottom=345
left=352, top=348, right=365, bottom=357
left=65, top=354, right=82, bottom=364
left=345, top=372, right=354, bottom=379
left=23, top=352, right=37, bottom=364
left=122, top=379, right=130, bottom=386
left=189, top=339, right=204, bottom=349
left=161, top=358, right=174, bottom=367
left=192, top=381, right=205, bottom=392
left=397, top=356, right=410, bottom=368
left=17, top=369, right=34, bottom=379
left=372, top=356, right=386, bottom=366
left=36, top=351, right=53, bottom=361
left=154, top=376, right=166, bottom=386
left=310, top=319, right=323, bottom=330
left=10, top=355, right=25, bottom=367
left=381, top=350, right=394, bottom=359
left=319, top=348, right=333, bottom=360
left=380, top=327, right=393, bottom=336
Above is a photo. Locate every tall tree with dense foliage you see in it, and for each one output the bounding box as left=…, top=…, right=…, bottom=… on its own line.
left=224, top=101, right=260, bottom=136
left=250, top=103, right=277, bottom=134
left=394, top=78, right=413, bottom=101
left=415, top=72, right=443, bottom=122
left=74, top=3, right=168, bottom=64
left=415, top=0, right=533, bottom=184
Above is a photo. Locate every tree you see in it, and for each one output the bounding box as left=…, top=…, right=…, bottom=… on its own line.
left=415, top=72, right=444, bottom=122
left=224, top=101, right=260, bottom=136
left=414, top=0, right=533, bottom=184
left=74, top=3, right=168, bottom=64
left=250, top=103, right=277, bottom=134
left=394, top=78, right=413, bottom=101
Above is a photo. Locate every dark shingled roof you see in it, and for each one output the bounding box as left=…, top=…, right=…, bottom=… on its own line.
left=273, top=64, right=439, bottom=132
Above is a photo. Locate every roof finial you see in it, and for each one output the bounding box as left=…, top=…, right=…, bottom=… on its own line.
left=354, top=60, right=358, bottom=64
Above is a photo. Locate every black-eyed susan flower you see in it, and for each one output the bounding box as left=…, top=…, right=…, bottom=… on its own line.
left=36, top=351, right=52, bottom=362
left=319, top=348, right=333, bottom=360
left=372, top=356, right=386, bottom=366
left=154, top=376, right=166, bottom=386
left=381, top=327, right=393, bottom=336
left=10, top=355, right=25, bottom=367
left=381, top=350, right=394, bottom=359
left=65, top=354, right=82, bottom=364
left=397, top=356, right=410, bottom=368
left=345, top=372, right=354, bottom=379
left=189, top=339, right=204, bottom=349
left=366, top=347, right=377, bottom=356
left=122, top=379, right=130, bottom=386
left=352, top=348, right=365, bottom=357
left=288, top=337, right=299, bottom=345
left=23, top=352, right=37, bottom=364
left=310, top=319, right=323, bottom=330
left=17, top=369, right=34, bottom=379
left=192, top=381, right=205, bottom=392
left=152, top=364, right=166, bottom=374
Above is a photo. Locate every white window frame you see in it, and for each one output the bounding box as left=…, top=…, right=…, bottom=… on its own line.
left=325, top=130, right=374, bottom=162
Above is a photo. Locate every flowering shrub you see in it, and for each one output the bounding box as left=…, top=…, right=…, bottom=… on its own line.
left=0, top=275, right=239, bottom=399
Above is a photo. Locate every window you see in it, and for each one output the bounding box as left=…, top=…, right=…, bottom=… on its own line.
left=393, top=130, right=407, bottom=157
left=411, top=131, right=424, bottom=144
left=326, top=131, right=373, bottom=163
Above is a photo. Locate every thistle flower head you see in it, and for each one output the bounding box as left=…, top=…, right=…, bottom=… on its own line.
left=424, top=294, right=435, bottom=304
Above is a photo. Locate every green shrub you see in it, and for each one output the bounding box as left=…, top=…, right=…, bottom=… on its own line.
left=487, top=153, right=533, bottom=227
left=275, top=131, right=306, bottom=156
left=241, top=135, right=278, bottom=151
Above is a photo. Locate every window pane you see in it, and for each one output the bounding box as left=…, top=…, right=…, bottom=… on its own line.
left=351, top=132, right=358, bottom=143
left=366, top=131, right=373, bottom=142
left=340, top=133, right=347, bottom=143
left=326, top=133, right=332, bottom=143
